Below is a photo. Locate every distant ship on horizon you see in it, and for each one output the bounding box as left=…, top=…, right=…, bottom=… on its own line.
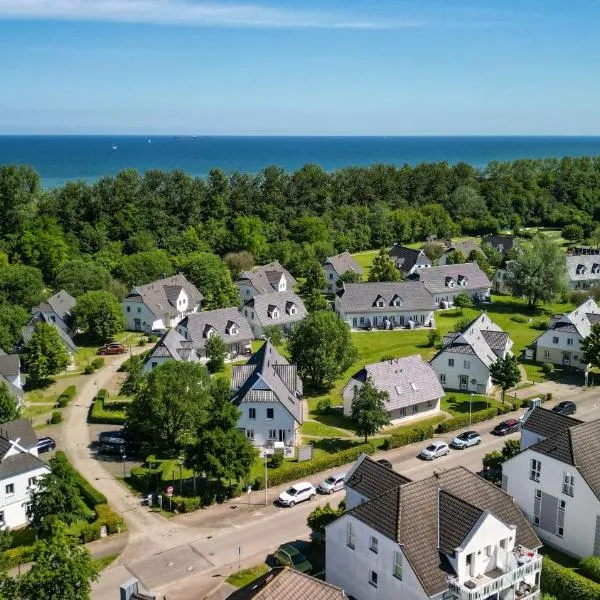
left=173, top=135, right=199, bottom=140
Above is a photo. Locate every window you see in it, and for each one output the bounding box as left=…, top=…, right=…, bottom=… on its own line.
left=5, top=484, right=14, bottom=496
left=466, top=553, right=473, bottom=566
left=500, top=538, right=507, bottom=550
left=544, top=349, right=550, bottom=359
left=530, top=458, right=542, bottom=482
left=268, top=429, right=277, bottom=440
left=557, top=500, right=566, bottom=537
left=245, top=429, right=254, bottom=440
left=485, top=545, right=492, bottom=557
left=126, top=306, right=131, bottom=313
left=0, top=511, right=4, bottom=525
left=464, top=360, right=470, bottom=369
left=533, top=489, right=541, bottom=526
left=359, top=317, right=365, bottom=324
left=448, top=358, right=455, bottom=367
left=369, top=571, right=378, bottom=588
left=137, top=307, right=141, bottom=313
left=552, top=336, right=559, bottom=344
left=393, top=551, right=403, bottom=580
left=370, top=536, right=378, bottom=554
left=439, top=374, right=446, bottom=384
left=27, top=477, right=36, bottom=488
left=151, top=361, right=158, bottom=369
left=329, top=273, right=333, bottom=280
left=347, top=522, right=355, bottom=549
left=266, top=408, right=274, bottom=420
left=567, top=338, right=574, bottom=346
left=412, top=404, right=418, bottom=414
left=563, top=472, right=575, bottom=496
left=427, top=399, right=433, bottom=408
left=248, top=408, right=256, bottom=420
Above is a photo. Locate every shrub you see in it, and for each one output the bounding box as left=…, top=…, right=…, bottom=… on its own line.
left=511, top=314, right=528, bottom=323
left=160, top=494, right=201, bottom=513
left=497, top=403, right=512, bottom=414
left=95, top=503, right=124, bottom=533
left=147, top=334, right=158, bottom=343
left=4, top=545, right=35, bottom=568
left=569, top=290, right=589, bottom=306
left=96, top=388, right=108, bottom=400
left=317, top=397, right=333, bottom=414
left=542, top=555, right=600, bottom=600
left=435, top=408, right=498, bottom=433
left=80, top=521, right=103, bottom=543
left=269, top=452, right=284, bottom=468
left=542, top=363, right=554, bottom=375
left=49, top=410, right=62, bottom=424
left=88, top=397, right=127, bottom=425
left=381, top=424, right=435, bottom=450
left=138, top=338, right=147, bottom=347
left=532, top=318, right=548, bottom=330
left=579, top=556, right=600, bottom=584
left=84, top=364, right=95, bottom=375
left=74, top=473, right=108, bottom=508
left=427, top=329, right=441, bottom=347
left=546, top=392, right=553, bottom=401
left=91, top=357, right=104, bottom=369
left=56, top=385, right=77, bottom=408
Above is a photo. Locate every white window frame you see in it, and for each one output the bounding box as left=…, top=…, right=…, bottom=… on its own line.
left=530, top=458, right=541, bottom=482
left=5, top=484, right=14, bottom=496
left=369, top=570, right=378, bottom=588
left=370, top=536, right=378, bottom=554
left=562, top=472, right=575, bottom=496
left=439, top=373, right=446, bottom=384
left=245, top=429, right=254, bottom=440
left=347, top=522, right=355, bottom=549
left=268, top=429, right=277, bottom=440
left=393, top=551, right=403, bottom=580
left=543, top=349, right=550, bottom=359
left=464, top=360, right=470, bottom=369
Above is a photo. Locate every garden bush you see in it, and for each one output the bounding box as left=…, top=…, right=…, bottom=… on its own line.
left=5, top=545, right=35, bottom=568
left=138, top=338, right=147, bottom=347
left=435, top=408, right=499, bottom=433
left=88, top=397, right=127, bottom=425
left=96, top=388, right=108, bottom=400
left=317, top=397, right=332, bottom=414
left=91, top=357, right=105, bottom=369
left=95, top=503, right=124, bottom=533
left=80, top=521, right=103, bottom=543
left=546, top=392, right=553, bottom=401
left=511, top=314, right=528, bottom=323
left=542, top=363, right=554, bottom=375
left=84, top=364, right=95, bottom=375
left=160, top=494, right=201, bottom=513
left=56, top=385, right=77, bottom=407
left=269, top=452, right=284, bottom=468
left=532, top=318, right=548, bottom=330
left=497, top=403, right=513, bottom=414
left=542, top=555, right=600, bottom=600
left=381, top=424, right=435, bottom=450
left=49, top=410, right=63, bottom=424
left=579, top=556, right=600, bottom=584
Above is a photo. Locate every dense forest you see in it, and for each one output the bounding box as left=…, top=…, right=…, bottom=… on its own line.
left=0, top=156, right=599, bottom=349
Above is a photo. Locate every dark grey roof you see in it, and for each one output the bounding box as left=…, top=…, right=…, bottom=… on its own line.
left=337, top=282, right=435, bottom=313
left=231, top=342, right=303, bottom=424
left=443, top=240, right=480, bottom=258
left=0, top=451, right=49, bottom=480
left=521, top=407, right=581, bottom=439
left=243, top=291, right=307, bottom=327
left=0, top=377, right=24, bottom=402
left=324, top=252, right=363, bottom=276
left=347, top=466, right=540, bottom=597
left=389, top=245, right=431, bottom=272
left=226, top=567, right=346, bottom=600
left=21, top=316, right=78, bottom=353
left=178, top=308, right=253, bottom=351
left=531, top=419, right=600, bottom=500
left=414, top=263, right=491, bottom=295
left=545, top=299, right=600, bottom=339
left=125, top=274, right=204, bottom=319
left=143, top=328, right=200, bottom=366
left=566, top=255, right=600, bottom=282
left=345, top=455, right=411, bottom=500
left=236, top=261, right=297, bottom=295
left=483, top=234, right=516, bottom=254
left=481, top=330, right=509, bottom=351
left=0, top=419, right=39, bottom=451
left=0, top=354, right=20, bottom=378
left=32, top=290, right=76, bottom=320
left=438, top=490, right=484, bottom=555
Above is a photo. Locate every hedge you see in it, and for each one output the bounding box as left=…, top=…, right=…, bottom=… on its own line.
left=5, top=545, right=35, bottom=568
left=381, top=424, right=435, bottom=450
left=55, top=451, right=108, bottom=508
left=579, top=556, right=600, bottom=584
left=435, top=408, right=499, bottom=433
left=542, top=556, right=600, bottom=600
left=56, top=385, right=77, bottom=408
left=49, top=410, right=63, bottom=424
left=88, top=398, right=127, bottom=425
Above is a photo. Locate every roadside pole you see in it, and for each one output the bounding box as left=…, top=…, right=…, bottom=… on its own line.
left=264, top=454, right=268, bottom=506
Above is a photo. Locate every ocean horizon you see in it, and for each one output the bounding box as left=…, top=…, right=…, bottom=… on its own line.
left=2, top=135, right=600, bottom=189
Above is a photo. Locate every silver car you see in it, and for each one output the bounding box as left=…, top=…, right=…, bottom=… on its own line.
left=318, top=472, right=346, bottom=494
left=419, top=440, right=450, bottom=460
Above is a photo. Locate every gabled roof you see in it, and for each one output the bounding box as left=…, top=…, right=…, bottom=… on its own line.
left=345, top=454, right=411, bottom=500
left=413, top=262, right=491, bottom=295
left=566, top=255, right=600, bottom=282
left=346, top=466, right=540, bottom=597
left=346, top=355, right=443, bottom=412
left=32, top=290, right=76, bottom=320
left=521, top=407, right=582, bottom=439
left=433, top=313, right=512, bottom=368
left=0, top=451, right=49, bottom=480
left=389, top=245, right=431, bottom=272
left=0, top=354, right=20, bottom=379
left=226, top=567, right=346, bottom=600
left=443, top=240, right=480, bottom=258
left=236, top=261, right=297, bottom=295
left=545, top=298, right=600, bottom=339
left=482, top=234, right=517, bottom=254
left=231, top=342, right=303, bottom=424
left=531, top=419, right=600, bottom=500
left=0, top=377, right=24, bottom=403
left=243, top=291, right=307, bottom=327
left=125, top=274, right=203, bottom=319
left=0, top=419, right=38, bottom=452
left=336, top=282, right=435, bottom=314
left=324, top=252, right=363, bottom=277
left=21, top=316, right=78, bottom=353
left=178, top=308, right=253, bottom=351
left=143, top=328, right=198, bottom=365
left=438, top=490, right=484, bottom=555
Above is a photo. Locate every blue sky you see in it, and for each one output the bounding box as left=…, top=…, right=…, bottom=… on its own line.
left=0, top=0, right=599, bottom=134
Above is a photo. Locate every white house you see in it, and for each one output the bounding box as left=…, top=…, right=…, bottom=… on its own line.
left=430, top=313, right=513, bottom=394
left=565, top=254, right=600, bottom=290
left=0, top=351, right=24, bottom=406
left=411, top=262, right=491, bottom=308
left=141, top=328, right=200, bottom=373
left=327, top=460, right=542, bottom=600
left=503, top=416, right=600, bottom=559
left=30, top=290, right=76, bottom=334
left=235, top=261, right=297, bottom=302
left=0, top=420, right=50, bottom=528
left=231, top=341, right=303, bottom=450
left=335, top=282, right=435, bottom=331
left=519, top=406, right=581, bottom=451
left=122, top=274, right=203, bottom=333
left=532, top=298, right=600, bottom=370
left=341, top=356, right=444, bottom=423
left=241, top=291, right=307, bottom=338
left=322, top=252, right=363, bottom=294
left=388, top=245, right=432, bottom=276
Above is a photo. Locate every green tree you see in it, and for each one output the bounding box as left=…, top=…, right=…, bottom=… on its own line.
left=205, top=334, right=227, bottom=373
left=0, top=302, right=29, bottom=352
left=17, top=522, right=99, bottom=600
left=263, top=325, right=284, bottom=346
left=0, top=263, right=45, bottom=309
left=562, top=223, right=584, bottom=242
left=126, top=361, right=211, bottom=455
left=422, top=241, right=447, bottom=264
left=0, top=382, right=20, bottom=423
left=223, top=251, right=254, bottom=279
left=490, top=355, right=521, bottom=401
left=501, top=438, right=521, bottom=461
left=468, top=248, right=493, bottom=278
left=288, top=311, right=357, bottom=390
left=427, top=329, right=441, bottom=347
left=351, top=378, right=390, bottom=442
left=21, top=323, right=70, bottom=383
left=368, top=249, right=401, bottom=282
left=454, top=292, right=473, bottom=314
left=445, top=249, right=465, bottom=265
left=0, top=164, right=39, bottom=238
left=482, top=450, right=504, bottom=473
left=116, top=249, right=174, bottom=288
left=307, top=502, right=344, bottom=540
left=231, top=216, right=268, bottom=261
left=582, top=323, right=600, bottom=374
left=299, top=259, right=327, bottom=295
left=589, top=226, right=600, bottom=249
left=337, top=269, right=361, bottom=285
left=303, top=290, right=329, bottom=312
left=72, top=290, right=125, bottom=342
left=505, top=236, right=568, bottom=307
left=54, top=259, right=112, bottom=297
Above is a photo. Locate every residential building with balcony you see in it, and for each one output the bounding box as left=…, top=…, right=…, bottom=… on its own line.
left=326, top=462, right=542, bottom=600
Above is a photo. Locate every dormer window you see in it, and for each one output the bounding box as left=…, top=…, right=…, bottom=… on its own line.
left=445, top=277, right=456, bottom=288
left=203, top=325, right=216, bottom=339
left=268, top=305, right=280, bottom=319
left=576, top=264, right=587, bottom=275
left=593, top=264, right=600, bottom=274
left=391, top=295, right=402, bottom=307
left=226, top=321, right=239, bottom=336
left=458, top=275, right=468, bottom=286
left=279, top=276, right=287, bottom=291
left=373, top=295, right=386, bottom=308
left=285, top=301, right=297, bottom=316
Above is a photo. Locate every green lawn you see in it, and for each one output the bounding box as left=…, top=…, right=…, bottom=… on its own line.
left=93, top=553, right=120, bottom=572
left=441, top=391, right=500, bottom=415
left=300, top=421, right=351, bottom=437
left=351, top=250, right=378, bottom=273
left=226, top=564, right=270, bottom=588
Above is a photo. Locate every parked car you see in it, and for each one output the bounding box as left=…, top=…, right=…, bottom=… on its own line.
left=151, top=328, right=167, bottom=336
left=552, top=401, right=577, bottom=416
left=493, top=419, right=520, bottom=436
left=97, top=343, right=126, bottom=355
left=97, top=431, right=126, bottom=455
left=37, top=436, right=56, bottom=453
left=318, top=472, right=346, bottom=494
left=376, top=459, right=393, bottom=469
left=450, top=431, right=482, bottom=449
left=419, top=440, right=450, bottom=460
left=278, top=482, right=317, bottom=507
left=274, top=543, right=312, bottom=573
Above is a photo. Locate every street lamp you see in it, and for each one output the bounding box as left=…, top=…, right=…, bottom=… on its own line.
left=264, top=453, right=268, bottom=506
left=469, top=394, right=474, bottom=428
left=178, top=456, right=184, bottom=494
left=122, top=454, right=127, bottom=479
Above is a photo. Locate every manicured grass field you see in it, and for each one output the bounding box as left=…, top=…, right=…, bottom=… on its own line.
left=300, top=421, right=351, bottom=438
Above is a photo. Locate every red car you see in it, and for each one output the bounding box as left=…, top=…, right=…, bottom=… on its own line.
left=97, top=343, right=126, bottom=355
left=492, top=419, right=520, bottom=436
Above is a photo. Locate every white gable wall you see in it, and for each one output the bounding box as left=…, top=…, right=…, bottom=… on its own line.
left=323, top=264, right=340, bottom=294
left=237, top=400, right=299, bottom=447
left=429, top=351, right=491, bottom=394
left=534, top=329, right=586, bottom=369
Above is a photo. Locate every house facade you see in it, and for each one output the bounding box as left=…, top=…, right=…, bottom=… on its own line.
left=0, top=351, right=24, bottom=406
left=231, top=342, right=303, bottom=450
left=430, top=313, right=513, bottom=394
left=322, top=252, right=363, bottom=294
left=532, top=298, right=600, bottom=370
left=335, top=282, right=435, bottom=331
left=235, top=261, right=297, bottom=302
left=411, top=262, right=491, bottom=308
left=241, top=291, right=307, bottom=338
left=341, top=355, right=443, bottom=423
left=122, top=274, right=203, bottom=333
left=327, top=461, right=542, bottom=600
left=503, top=417, right=600, bottom=559
left=565, top=255, right=600, bottom=290
left=0, top=420, right=50, bottom=528
left=388, top=245, right=432, bottom=276
left=31, top=290, right=76, bottom=334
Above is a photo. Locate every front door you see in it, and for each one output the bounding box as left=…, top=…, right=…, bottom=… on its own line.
left=278, top=429, right=285, bottom=442
left=563, top=352, right=572, bottom=365
left=459, top=375, right=469, bottom=390
left=134, top=318, right=141, bottom=331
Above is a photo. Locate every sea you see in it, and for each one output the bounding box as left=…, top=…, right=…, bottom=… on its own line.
left=1, top=135, right=600, bottom=189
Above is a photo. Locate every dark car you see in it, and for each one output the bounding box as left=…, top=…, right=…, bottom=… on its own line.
left=552, top=401, right=577, bottom=416
left=377, top=459, right=393, bottom=469
left=97, top=343, right=126, bottom=355
left=493, top=419, right=520, bottom=436
left=97, top=431, right=126, bottom=455
left=37, top=436, right=56, bottom=453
